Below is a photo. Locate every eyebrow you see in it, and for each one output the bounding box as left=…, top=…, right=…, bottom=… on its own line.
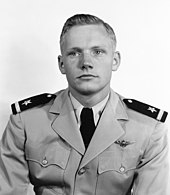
left=67, top=47, right=82, bottom=52
left=91, top=46, right=106, bottom=50
left=67, top=45, right=106, bottom=51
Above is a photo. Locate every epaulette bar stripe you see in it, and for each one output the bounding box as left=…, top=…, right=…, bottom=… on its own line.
left=123, top=99, right=168, bottom=122
left=11, top=93, right=56, bottom=114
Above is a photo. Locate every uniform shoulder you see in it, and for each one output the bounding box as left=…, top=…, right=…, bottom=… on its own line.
left=11, top=93, right=56, bottom=114
left=123, top=98, right=168, bottom=123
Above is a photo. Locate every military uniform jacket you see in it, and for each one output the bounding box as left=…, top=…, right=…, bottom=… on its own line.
left=0, top=89, right=169, bottom=195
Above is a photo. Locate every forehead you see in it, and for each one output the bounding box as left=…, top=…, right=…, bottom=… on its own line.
left=62, top=24, right=113, bottom=50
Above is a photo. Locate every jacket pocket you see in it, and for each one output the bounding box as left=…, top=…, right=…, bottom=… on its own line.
left=25, top=142, right=70, bottom=188
left=26, top=142, right=70, bottom=169
left=98, top=146, right=139, bottom=175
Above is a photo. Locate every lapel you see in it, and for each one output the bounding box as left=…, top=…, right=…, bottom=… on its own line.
left=80, top=90, right=128, bottom=169
left=49, top=89, right=129, bottom=166
left=49, top=89, right=85, bottom=155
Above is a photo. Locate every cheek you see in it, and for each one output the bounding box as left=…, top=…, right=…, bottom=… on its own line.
left=64, top=57, right=79, bottom=66
left=63, top=59, right=75, bottom=71
left=97, top=61, right=113, bottom=75
left=100, top=65, right=113, bottom=82
left=64, top=59, right=80, bottom=73
left=64, top=66, right=77, bottom=83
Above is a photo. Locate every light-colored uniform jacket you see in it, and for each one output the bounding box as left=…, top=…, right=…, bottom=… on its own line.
left=0, top=89, right=169, bottom=195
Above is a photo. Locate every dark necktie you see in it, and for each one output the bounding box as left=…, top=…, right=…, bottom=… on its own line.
left=80, top=108, right=96, bottom=149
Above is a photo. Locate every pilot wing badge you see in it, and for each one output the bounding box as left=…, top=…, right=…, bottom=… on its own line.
left=123, top=99, right=168, bottom=122
left=11, top=93, right=56, bottom=114
left=115, top=140, right=136, bottom=148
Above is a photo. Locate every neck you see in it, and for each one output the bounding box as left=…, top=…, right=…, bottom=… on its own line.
left=69, top=87, right=111, bottom=107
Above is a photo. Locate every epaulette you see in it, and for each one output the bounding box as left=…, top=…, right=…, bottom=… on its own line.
left=123, top=99, right=168, bottom=122
left=11, top=93, right=56, bottom=114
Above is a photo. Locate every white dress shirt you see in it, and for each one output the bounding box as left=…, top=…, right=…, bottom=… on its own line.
left=69, top=92, right=110, bottom=128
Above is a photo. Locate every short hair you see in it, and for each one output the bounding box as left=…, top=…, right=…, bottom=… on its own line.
left=60, top=14, right=117, bottom=51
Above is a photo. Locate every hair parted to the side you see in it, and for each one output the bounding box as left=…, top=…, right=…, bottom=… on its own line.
left=60, top=14, right=117, bottom=51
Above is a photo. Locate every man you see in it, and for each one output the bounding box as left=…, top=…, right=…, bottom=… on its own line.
left=0, top=14, right=169, bottom=195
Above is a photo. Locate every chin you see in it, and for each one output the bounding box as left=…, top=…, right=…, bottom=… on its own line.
left=76, top=87, right=98, bottom=96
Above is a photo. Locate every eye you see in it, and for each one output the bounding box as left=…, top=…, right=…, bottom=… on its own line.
left=67, top=51, right=81, bottom=57
left=92, top=49, right=105, bottom=56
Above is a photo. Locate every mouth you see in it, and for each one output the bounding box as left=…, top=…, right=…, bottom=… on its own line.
left=77, top=74, right=97, bottom=80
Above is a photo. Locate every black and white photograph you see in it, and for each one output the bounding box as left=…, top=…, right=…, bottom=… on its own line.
left=0, top=0, right=169, bottom=194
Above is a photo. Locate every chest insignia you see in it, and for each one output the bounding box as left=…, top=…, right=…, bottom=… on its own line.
left=115, top=140, right=136, bottom=148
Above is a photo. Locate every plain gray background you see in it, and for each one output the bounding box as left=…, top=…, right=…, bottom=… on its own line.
left=0, top=0, right=169, bottom=194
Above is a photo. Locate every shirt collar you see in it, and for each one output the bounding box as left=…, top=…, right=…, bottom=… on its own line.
left=69, top=92, right=110, bottom=126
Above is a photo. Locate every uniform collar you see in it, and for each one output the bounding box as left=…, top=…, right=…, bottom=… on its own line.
left=69, top=92, right=110, bottom=126
left=49, top=88, right=128, bottom=156
left=49, top=88, right=128, bottom=121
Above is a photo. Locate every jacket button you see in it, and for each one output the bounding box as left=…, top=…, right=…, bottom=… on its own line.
left=42, top=159, right=48, bottom=165
left=78, top=168, right=86, bottom=175
left=119, top=166, right=125, bottom=173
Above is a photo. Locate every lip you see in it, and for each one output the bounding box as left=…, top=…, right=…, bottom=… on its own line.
left=77, top=74, right=97, bottom=79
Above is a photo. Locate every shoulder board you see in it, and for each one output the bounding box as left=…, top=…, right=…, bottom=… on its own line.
left=11, top=93, right=56, bottom=114
left=123, top=99, right=168, bottom=122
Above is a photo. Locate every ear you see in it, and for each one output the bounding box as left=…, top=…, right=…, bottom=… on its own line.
left=58, top=55, right=66, bottom=74
left=112, top=51, right=121, bottom=71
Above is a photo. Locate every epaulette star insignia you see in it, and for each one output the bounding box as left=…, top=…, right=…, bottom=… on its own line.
left=148, top=107, right=157, bottom=113
left=22, top=100, right=32, bottom=106
left=123, top=99, right=168, bottom=122
left=11, top=93, right=56, bottom=114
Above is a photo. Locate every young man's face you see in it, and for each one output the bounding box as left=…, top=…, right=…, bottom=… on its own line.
left=58, top=24, right=120, bottom=97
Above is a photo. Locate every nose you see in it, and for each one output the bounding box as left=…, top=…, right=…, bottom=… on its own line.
left=81, top=52, right=93, bottom=70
